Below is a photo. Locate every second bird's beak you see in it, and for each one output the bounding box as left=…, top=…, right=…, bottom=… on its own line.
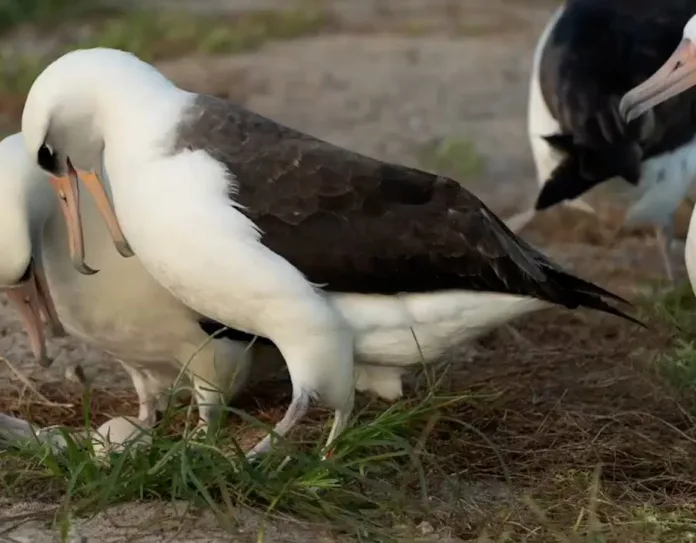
left=2, top=263, right=53, bottom=367
left=620, top=38, right=696, bottom=123
left=48, top=160, right=134, bottom=275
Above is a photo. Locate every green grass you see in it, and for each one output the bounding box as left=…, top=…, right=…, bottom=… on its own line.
left=1, top=388, right=470, bottom=540
left=4, top=373, right=696, bottom=541
left=0, top=5, right=331, bottom=101
left=0, top=0, right=106, bottom=34
left=639, top=281, right=696, bottom=391
left=418, top=135, right=485, bottom=183
left=79, top=7, right=330, bottom=62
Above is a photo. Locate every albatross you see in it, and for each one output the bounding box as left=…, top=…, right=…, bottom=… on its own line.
left=0, top=128, right=512, bottom=431
left=21, top=47, right=643, bottom=455
left=520, top=0, right=696, bottom=281
left=0, top=131, right=276, bottom=428
left=620, top=11, right=696, bottom=295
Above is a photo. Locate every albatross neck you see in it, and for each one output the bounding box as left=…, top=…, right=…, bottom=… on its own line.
left=87, top=68, right=192, bottom=162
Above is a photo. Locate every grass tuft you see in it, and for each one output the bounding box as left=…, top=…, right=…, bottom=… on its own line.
left=4, top=299, right=696, bottom=541
left=80, top=7, right=331, bottom=62
left=1, top=385, right=471, bottom=540
left=643, top=281, right=696, bottom=391
left=0, top=0, right=105, bottom=35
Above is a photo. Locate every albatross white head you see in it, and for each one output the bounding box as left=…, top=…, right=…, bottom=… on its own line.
left=620, top=14, right=696, bottom=122
left=0, top=133, right=69, bottom=366
left=21, top=48, right=141, bottom=274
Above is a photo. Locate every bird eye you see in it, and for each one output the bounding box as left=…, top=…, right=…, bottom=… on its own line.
left=37, top=143, right=59, bottom=174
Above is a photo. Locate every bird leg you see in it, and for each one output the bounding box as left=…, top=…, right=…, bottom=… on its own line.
left=190, top=377, right=228, bottom=439
left=183, top=339, right=256, bottom=440
left=654, top=222, right=677, bottom=283
left=246, top=390, right=310, bottom=458
left=119, top=361, right=161, bottom=427
left=321, top=390, right=354, bottom=460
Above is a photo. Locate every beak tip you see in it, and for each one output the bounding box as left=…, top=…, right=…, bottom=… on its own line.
left=74, top=261, right=99, bottom=275
left=618, top=98, right=633, bottom=123
left=623, top=110, right=638, bottom=124
left=116, top=242, right=135, bottom=258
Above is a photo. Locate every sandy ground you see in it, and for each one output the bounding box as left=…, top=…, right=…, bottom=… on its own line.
left=1, top=0, right=693, bottom=541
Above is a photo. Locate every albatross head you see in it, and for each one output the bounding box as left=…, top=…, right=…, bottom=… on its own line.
left=21, top=48, right=138, bottom=275
left=0, top=133, right=68, bottom=367
left=620, top=14, right=696, bottom=123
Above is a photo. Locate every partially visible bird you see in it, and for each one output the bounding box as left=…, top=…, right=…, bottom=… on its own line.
left=0, top=132, right=276, bottom=430
left=521, top=0, right=696, bottom=282
left=620, top=11, right=696, bottom=311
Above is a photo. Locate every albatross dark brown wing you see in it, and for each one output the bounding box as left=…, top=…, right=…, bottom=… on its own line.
left=174, top=95, right=640, bottom=324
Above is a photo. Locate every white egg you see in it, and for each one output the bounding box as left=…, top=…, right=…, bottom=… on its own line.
left=92, top=416, right=153, bottom=458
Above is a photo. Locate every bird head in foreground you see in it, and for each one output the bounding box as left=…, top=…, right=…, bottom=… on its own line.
left=620, top=14, right=696, bottom=123
left=21, top=48, right=138, bottom=275
left=0, top=133, right=69, bottom=367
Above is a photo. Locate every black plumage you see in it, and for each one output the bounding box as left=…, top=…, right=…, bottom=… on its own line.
left=175, top=95, right=642, bottom=326
left=536, top=0, right=696, bottom=210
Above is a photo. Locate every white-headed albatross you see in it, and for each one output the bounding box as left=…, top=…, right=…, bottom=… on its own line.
left=0, top=129, right=510, bottom=430
left=620, top=12, right=696, bottom=300
left=523, top=0, right=696, bottom=282
left=20, top=47, right=643, bottom=456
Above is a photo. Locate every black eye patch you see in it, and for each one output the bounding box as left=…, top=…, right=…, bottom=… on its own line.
left=37, top=144, right=60, bottom=174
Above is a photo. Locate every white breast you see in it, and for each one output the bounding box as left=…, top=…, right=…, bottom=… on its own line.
left=38, top=177, right=206, bottom=362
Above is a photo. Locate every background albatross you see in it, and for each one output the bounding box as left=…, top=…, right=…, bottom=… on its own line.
left=521, top=0, right=696, bottom=282
left=21, top=47, right=643, bottom=455
left=620, top=12, right=696, bottom=309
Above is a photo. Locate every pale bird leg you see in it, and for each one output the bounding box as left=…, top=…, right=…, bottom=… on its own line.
left=321, top=390, right=354, bottom=460
left=190, top=377, right=228, bottom=438
left=655, top=223, right=677, bottom=284
left=246, top=390, right=310, bottom=458
left=119, top=360, right=159, bottom=426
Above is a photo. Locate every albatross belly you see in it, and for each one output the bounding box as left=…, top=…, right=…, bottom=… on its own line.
left=334, top=290, right=548, bottom=366
left=626, top=133, right=696, bottom=227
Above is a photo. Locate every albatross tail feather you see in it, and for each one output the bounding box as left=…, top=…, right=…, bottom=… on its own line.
left=546, top=268, right=645, bottom=327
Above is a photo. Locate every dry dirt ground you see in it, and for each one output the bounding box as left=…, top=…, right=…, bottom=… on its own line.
left=2, top=1, right=696, bottom=541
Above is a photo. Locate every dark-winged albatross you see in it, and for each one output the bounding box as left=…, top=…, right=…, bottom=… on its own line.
left=523, top=0, right=696, bottom=281
left=20, top=48, right=642, bottom=456
left=0, top=131, right=490, bottom=430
